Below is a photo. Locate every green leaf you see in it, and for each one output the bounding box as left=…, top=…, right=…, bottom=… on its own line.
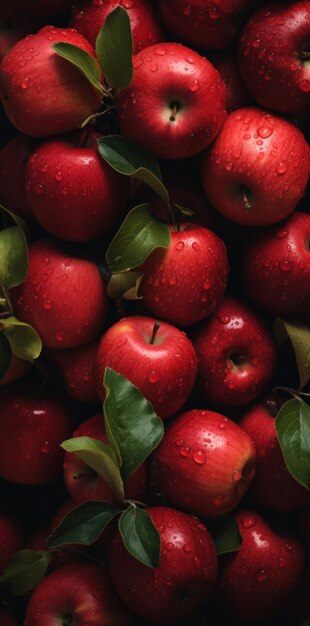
left=119, top=505, right=160, bottom=568
left=106, top=204, right=170, bottom=273
left=52, top=42, right=104, bottom=95
left=47, top=501, right=119, bottom=548
left=276, top=399, right=310, bottom=490
left=208, top=516, right=242, bottom=556
left=280, top=319, right=310, bottom=390
left=61, top=436, right=124, bottom=500
left=106, top=270, right=144, bottom=301
left=0, top=550, right=52, bottom=596
left=97, top=135, right=170, bottom=205
left=103, top=368, right=164, bottom=481
left=96, top=6, right=133, bottom=90
left=0, top=226, right=28, bottom=289
left=1, top=316, right=42, bottom=362
left=0, top=331, right=11, bottom=379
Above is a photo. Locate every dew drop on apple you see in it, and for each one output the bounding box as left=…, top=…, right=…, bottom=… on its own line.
left=166, top=576, right=173, bottom=586
left=42, top=299, right=53, bottom=310
left=169, top=276, right=177, bottom=286
left=203, top=278, right=212, bottom=290
left=275, top=230, right=288, bottom=239
left=176, top=240, right=185, bottom=251
left=257, top=569, right=268, bottom=582
left=193, top=556, right=201, bottom=570
left=280, top=259, right=293, bottom=272
left=276, top=162, right=287, bottom=174
left=180, top=445, right=191, bottom=458
left=257, top=125, right=274, bottom=139
left=35, top=183, right=45, bottom=195
left=166, top=542, right=174, bottom=551
left=183, top=544, right=192, bottom=553
left=213, top=494, right=222, bottom=506
left=242, top=517, right=256, bottom=529
left=40, top=441, right=50, bottom=454
left=56, top=330, right=65, bottom=342
left=190, top=79, right=200, bottom=92
left=233, top=469, right=242, bottom=482
left=148, top=370, right=160, bottom=384
left=192, top=449, right=206, bottom=465
left=182, top=6, right=191, bottom=16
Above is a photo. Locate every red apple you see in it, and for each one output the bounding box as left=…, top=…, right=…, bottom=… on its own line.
left=193, top=297, right=277, bottom=408
left=12, top=0, right=73, bottom=18
left=46, top=341, right=99, bottom=404
left=95, top=315, right=197, bottom=419
left=140, top=223, right=229, bottom=327
left=0, top=134, right=36, bottom=219
left=0, top=353, right=30, bottom=386
left=242, top=211, right=310, bottom=321
left=0, top=513, right=23, bottom=572
left=24, top=562, right=132, bottom=626
left=70, top=0, right=165, bottom=54
left=238, top=0, right=310, bottom=116
left=25, top=131, right=129, bottom=242
left=217, top=509, right=304, bottom=619
left=0, top=26, right=102, bottom=137
left=117, top=42, right=227, bottom=160
left=155, top=409, right=256, bottom=518
left=208, top=48, right=252, bottom=113
left=0, top=385, right=73, bottom=485
left=239, top=397, right=310, bottom=512
left=0, top=613, right=19, bottom=626
left=63, top=413, right=146, bottom=505
left=201, top=106, right=309, bottom=226
left=108, top=506, right=218, bottom=624
left=11, top=238, right=108, bottom=350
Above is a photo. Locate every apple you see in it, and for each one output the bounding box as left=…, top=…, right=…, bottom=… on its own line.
left=208, top=48, right=252, bottom=113
left=140, top=224, right=229, bottom=327
left=108, top=506, right=218, bottom=624
left=193, top=297, right=277, bottom=408
left=0, top=26, right=102, bottom=137
left=0, top=134, right=36, bottom=219
left=0, top=353, right=30, bottom=386
left=238, top=0, right=310, bottom=116
left=70, top=0, right=165, bottom=54
left=95, top=315, right=197, bottom=419
left=0, top=613, right=19, bottom=626
left=158, top=0, right=257, bottom=51
left=242, top=211, right=310, bottom=321
left=239, top=397, right=310, bottom=512
left=0, top=513, right=23, bottom=572
left=11, top=238, right=109, bottom=350
left=155, top=409, right=256, bottom=518
left=12, top=0, right=73, bottom=18
left=217, top=509, right=304, bottom=620
left=117, top=42, right=227, bottom=160
left=24, top=562, right=132, bottom=626
left=24, top=130, right=129, bottom=242
left=0, top=384, right=73, bottom=485
left=63, top=413, right=146, bottom=504
left=201, top=106, right=310, bottom=226
left=46, top=341, right=99, bottom=404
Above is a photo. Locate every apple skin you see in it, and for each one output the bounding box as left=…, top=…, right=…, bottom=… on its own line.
left=208, top=48, right=252, bottom=113
left=242, top=211, right=310, bottom=322
left=25, top=131, right=129, bottom=242
left=63, top=413, right=146, bottom=505
left=140, top=223, right=229, bottom=328
left=239, top=398, right=310, bottom=512
left=70, top=0, right=165, bottom=54
left=0, top=385, right=73, bottom=485
left=238, top=0, right=310, bottom=116
left=117, top=42, right=227, bottom=160
left=0, top=134, right=36, bottom=219
left=24, top=562, right=132, bottom=626
left=96, top=315, right=197, bottom=420
left=0, top=613, right=19, bottom=626
left=155, top=409, right=256, bottom=518
left=217, top=509, right=304, bottom=620
left=108, top=506, right=218, bottom=624
left=46, top=341, right=99, bottom=404
left=0, top=26, right=102, bottom=138
left=0, top=513, right=23, bottom=572
left=11, top=238, right=108, bottom=350
left=201, top=106, right=310, bottom=226
left=193, top=297, right=277, bottom=408
left=0, top=353, right=30, bottom=386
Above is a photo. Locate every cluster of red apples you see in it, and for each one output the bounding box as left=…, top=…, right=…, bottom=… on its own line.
left=0, top=0, right=309, bottom=625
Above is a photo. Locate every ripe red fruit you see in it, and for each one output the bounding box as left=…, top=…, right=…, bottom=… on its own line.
left=0, top=354, right=30, bottom=386
left=11, top=238, right=108, bottom=350
left=140, top=224, right=229, bottom=327
left=46, top=341, right=99, bottom=404
left=238, top=0, right=310, bottom=115
left=209, top=49, right=252, bottom=113
left=201, top=106, right=309, bottom=225
left=155, top=409, right=256, bottom=518
left=0, top=513, right=23, bottom=572
left=24, top=562, right=132, bottom=626
left=0, top=134, right=35, bottom=218
left=193, top=297, right=277, bottom=407
left=217, top=510, right=304, bottom=620
left=63, top=413, right=146, bottom=505
left=118, top=42, right=227, bottom=160
left=0, top=26, right=102, bottom=137
left=25, top=131, right=129, bottom=242
left=0, top=385, right=72, bottom=485
left=243, top=211, right=310, bottom=321
left=108, top=506, right=218, bottom=624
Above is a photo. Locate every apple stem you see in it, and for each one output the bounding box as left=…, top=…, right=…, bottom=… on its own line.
left=169, top=102, right=179, bottom=122
left=149, top=322, right=160, bottom=345
left=242, top=187, right=252, bottom=211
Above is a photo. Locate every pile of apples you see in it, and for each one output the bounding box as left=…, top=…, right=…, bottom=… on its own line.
left=0, top=0, right=309, bottom=624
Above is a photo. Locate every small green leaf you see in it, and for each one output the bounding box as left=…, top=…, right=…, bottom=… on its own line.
left=280, top=319, right=310, bottom=390
left=53, top=42, right=104, bottom=95
left=47, top=501, right=119, bottom=548
left=96, top=6, right=133, bottom=90
left=103, top=368, right=164, bottom=481
left=106, top=270, right=144, bottom=301
left=0, top=226, right=28, bottom=289
left=276, top=399, right=310, bottom=490
left=61, top=436, right=124, bottom=500
left=119, top=505, right=160, bottom=568
left=107, top=204, right=170, bottom=273
left=208, top=516, right=242, bottom=556
left=97, top=135, right=170, bottom=205
left=0, top=331, right=11, bottom=379
left=0, top=550, right=52, bottom=596
left=1, top=316, right=42, bottom=362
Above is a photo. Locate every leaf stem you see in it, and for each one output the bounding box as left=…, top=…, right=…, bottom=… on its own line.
left=272, top=385, right=304, bottom=402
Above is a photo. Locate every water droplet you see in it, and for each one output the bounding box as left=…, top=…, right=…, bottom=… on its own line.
left=35, top=183, right=45, bottom=195
left=192, top=449, right=206, bottom=465
left=213, top=495, right=222, bottom=506
left=233, top=469, right=242, bottom=482
left=21, top=76, right=29, bottom=89
left=42, top=299, right=53, bottom=310
left=55, top=170, right=63, bottom=181
left=176, top=240, right=185, bottom=251
left=257, top=125, right=274, bottom=139
left=148, top=370, right=159, bottom=384
left=243, top=517, right=256, bottom=529
left=150, top=64, right=158, bottom=72
left=278, top=557, right=286, bottom=568
left=41, top=441, right=50, bottom=453
left=183, top=544, right=192, bottom=553
left=166, top=577, right=173, bottom=586
left=257, top=569, right=267, bottom=582
left=182, top=6, right=191, bottom=15
left=280, top=259, right=293, bottom=272
left=176, top=439, right=184, bottom=447
left=185, top=56, right=194, bottom=64
left=277, top=162, right=287, bottom=174
left=225, top=162, right=233, bottom=171
left=190, top=79, right=200, bottom=92
left=166, top=542, right=174, bottom=551
left=180, top=445, right=191, bottom=457
left=56, top=330, right=65, bottom=342
left=193, top=556, right=201, bottom=569
left=276, top=230, right=288, bottom=239
left=219, top=314, right=230, bottom=324
left=169, top=276, right=177, bottom=286
left=203, top=278, right=212, bottom=290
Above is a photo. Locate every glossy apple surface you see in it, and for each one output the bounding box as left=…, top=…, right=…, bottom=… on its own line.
left=46, top=341, right=99, bottom=404
left=0, top=134, right=36, bottom=218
